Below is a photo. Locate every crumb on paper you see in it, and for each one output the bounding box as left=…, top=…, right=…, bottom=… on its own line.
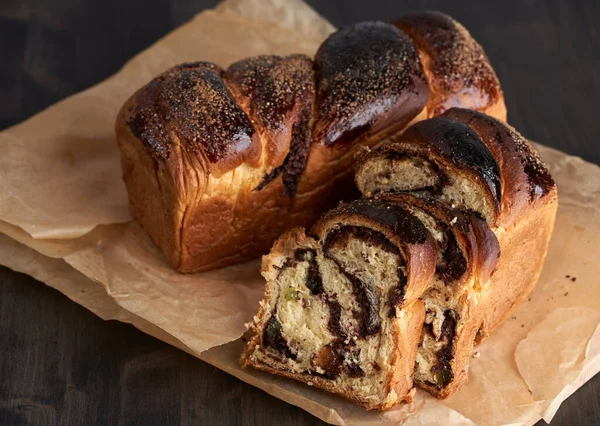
left=571, top=277, right=577, bottom=282
left=564, top=292, right=569, bottom=296
left=472, top=351, right=480, bottom=358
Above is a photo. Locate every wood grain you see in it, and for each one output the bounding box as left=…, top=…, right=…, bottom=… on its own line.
left=1, top=0, right=598, bottom=424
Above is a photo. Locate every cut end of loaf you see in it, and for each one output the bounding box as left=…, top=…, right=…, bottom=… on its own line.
left=356, top=150, right=496, bottom=224
left=242, top=201, right=436, bottom=409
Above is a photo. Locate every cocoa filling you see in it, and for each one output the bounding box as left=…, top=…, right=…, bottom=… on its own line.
left=323, top=226, right=407, bottom=338
left=387, top=268, right=407, bottom=317
left=344, top=345, right=366, bottom=378
left=336, top=267, right=381, bottom=338
left=295, top=248, right=323, bottom=295
left=430, top=310, right=457, bottom=389
left=255, top=105, right=313, bottom=197
left=278, top=249, right=323, bottom=295
left=435, top=224, right=467, bottom=282
left=382, top=151, right=450, bottom=194
left=263, top=314, right=296, bottom=360
left=325, top=298, right=346, bottom=339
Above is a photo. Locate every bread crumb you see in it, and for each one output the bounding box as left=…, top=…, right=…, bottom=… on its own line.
left=472, top=351, right=480, bottom=358
left=564, top=292, right=569, bottom=296
left=571, top=277, right=577, bottom=282
left=307, top=381, right=313, bottom=386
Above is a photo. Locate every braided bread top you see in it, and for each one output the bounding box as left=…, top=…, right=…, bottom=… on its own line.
left=120, top=15, right=503, bottom=197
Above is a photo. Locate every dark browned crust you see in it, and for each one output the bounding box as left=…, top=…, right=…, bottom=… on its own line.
left=125, top=61, right=261, bottom=175
left=225, top=55, right=316, bottom=195
left=316, top=198, right=430, bottom=245
left=118, top=17, right=510, bottom=274
left=313, top=21, right=429, bottom=147
left=394, top=12, right=504, bottom=117
left=402, top=117, right=502, bottom=206
left=224, top=55, right=314, bottom=133
left=127, top=79, right=173, bottom=160
left=442, top=108, right=556, bottom=225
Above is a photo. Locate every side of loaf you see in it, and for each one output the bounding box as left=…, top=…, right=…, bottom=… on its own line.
left=243, top=108, right=557, bottom=407
left=116, top=12, right=506, bottom=273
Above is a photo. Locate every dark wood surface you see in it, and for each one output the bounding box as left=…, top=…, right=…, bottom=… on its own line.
left=1, top=0, right=599, bottom=424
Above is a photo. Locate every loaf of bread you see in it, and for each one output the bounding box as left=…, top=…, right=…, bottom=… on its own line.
left=116, top=12, right=506, bottom=272
left=243, top=109, right=557, bottom=407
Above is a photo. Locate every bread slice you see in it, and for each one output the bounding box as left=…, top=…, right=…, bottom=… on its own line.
left=242, top=198, right=437, bottom=410
left=375, top=193, right=499, bottom=397
left=355, top=108, right=558, bottom=364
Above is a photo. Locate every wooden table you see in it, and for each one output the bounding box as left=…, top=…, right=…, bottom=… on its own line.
left=1, top=0, right=599, bottom=424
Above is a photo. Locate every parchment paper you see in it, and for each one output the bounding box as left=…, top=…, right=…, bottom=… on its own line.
left=0, top=0, right=599, bottom=424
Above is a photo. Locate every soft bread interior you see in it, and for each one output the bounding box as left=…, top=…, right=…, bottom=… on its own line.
left=356, top=157, right=439, bottom=194
left=398, top=204, right=466, bottom=389
left=357, top=155, right=494, bottom=223
left=250, top=227, right=412, bottom=405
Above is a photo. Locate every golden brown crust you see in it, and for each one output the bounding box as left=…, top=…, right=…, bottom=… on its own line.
left=394, top=12, right=506, bottom=120
left=433, top=109, right=557, bottom=336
